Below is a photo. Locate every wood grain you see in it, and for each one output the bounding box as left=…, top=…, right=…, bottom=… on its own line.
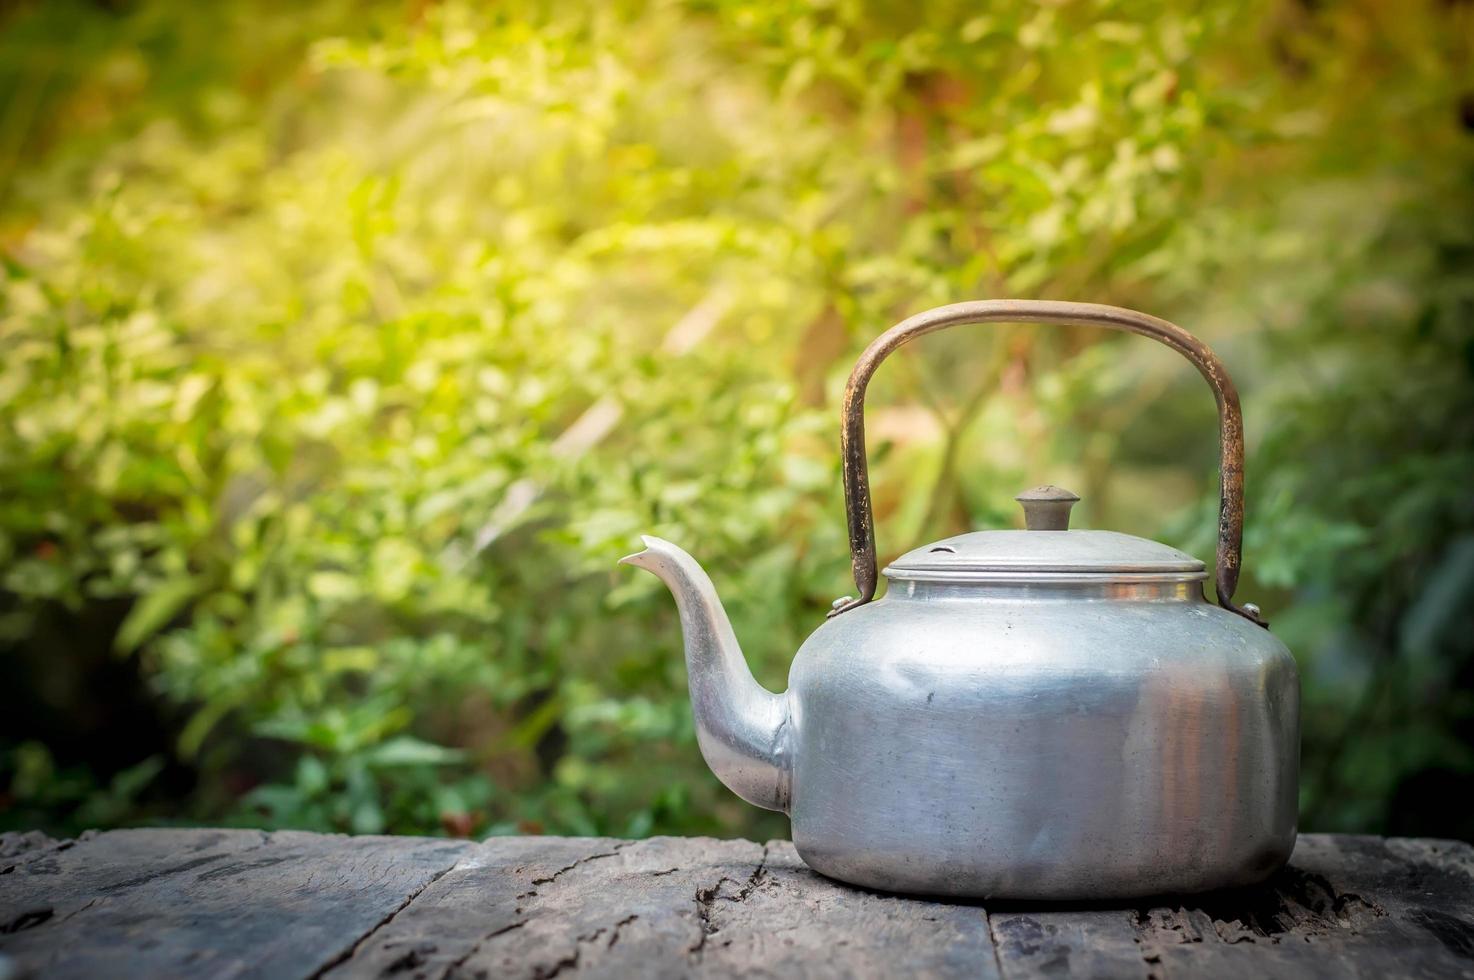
left=3, top=831, right=1471, bottom=979
left=986, top=835, right=1474, bottom=979
left=0, top=829, right=473, bottom=980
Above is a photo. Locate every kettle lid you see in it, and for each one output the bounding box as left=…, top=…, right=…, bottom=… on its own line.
left=882, top=485, right=1206, bottom=584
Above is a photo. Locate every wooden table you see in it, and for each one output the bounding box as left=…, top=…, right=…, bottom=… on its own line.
left=2, top=830, right=1471, bottom=978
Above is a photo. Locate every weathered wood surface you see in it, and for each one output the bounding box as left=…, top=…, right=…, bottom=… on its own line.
left=1, top=831, right=1471, bottom=979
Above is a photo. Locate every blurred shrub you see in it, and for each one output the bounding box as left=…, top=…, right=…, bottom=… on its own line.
left=1, top=0, right=1470, bottom=839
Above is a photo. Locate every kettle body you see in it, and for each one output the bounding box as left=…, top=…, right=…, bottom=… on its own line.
left=786, top=562, right=1298, bottom=899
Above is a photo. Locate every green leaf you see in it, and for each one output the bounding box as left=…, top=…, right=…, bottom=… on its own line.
left=114, top=578, right=200, bottom=654
left=363, top=737, right=465, bottom=768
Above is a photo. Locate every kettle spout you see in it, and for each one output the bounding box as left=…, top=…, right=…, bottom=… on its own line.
left=620, top=536, right=791, bottom=813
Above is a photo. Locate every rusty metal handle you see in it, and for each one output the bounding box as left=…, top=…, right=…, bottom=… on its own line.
left=829, top=300, right=1266, bottom=627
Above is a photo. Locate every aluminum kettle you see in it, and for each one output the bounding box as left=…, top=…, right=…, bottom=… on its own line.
left=621, top=300, right=1299, bottom=899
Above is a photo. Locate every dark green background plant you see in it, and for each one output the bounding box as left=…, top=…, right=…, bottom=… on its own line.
left=2, top=0, right=1471, bottom=842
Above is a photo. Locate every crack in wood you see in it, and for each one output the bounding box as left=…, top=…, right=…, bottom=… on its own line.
left=57, top=897, right=98, bottom=925
left=307, top=855, right=465, bottom=980
left=689, top=843, right=770, bottom=961
left=1126, top=866, right=1387, bottom=948
left=519, top=914, right=641, bottom=979
left=383, top=943, right=437, bottom=975
left=98, top=853, right=236, bottom=893
left=436, top=916, right=526, bottom=979
left=438, top=845, right=642, bottom=979
left=984, top=910, right=1006, bottom=980
left=528, top=842, right=633, bottom=888
left=1, top=907, right=54, bottom=935
left=194, top=854, right=292, bottom=882
left=90, top=834, right=276, bottom=895
left=531, top=949, right=577, bottom=980
left=604, top=914, right=638, bottom=949
left=1408, top=908, right=1474, bottom=961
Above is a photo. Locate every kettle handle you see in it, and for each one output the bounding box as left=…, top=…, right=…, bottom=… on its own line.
left=829, top=299, right=1267, bottom=627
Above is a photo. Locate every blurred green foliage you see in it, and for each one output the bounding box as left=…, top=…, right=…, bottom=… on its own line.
left=1, top=0, right=1471, bottom=841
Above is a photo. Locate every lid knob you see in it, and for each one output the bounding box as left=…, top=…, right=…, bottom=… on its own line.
left=1015, top=485, right=1080, bottom=531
